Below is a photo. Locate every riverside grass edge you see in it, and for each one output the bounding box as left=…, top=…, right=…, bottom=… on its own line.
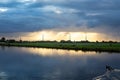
left=0, top=42, right=120, bottom=52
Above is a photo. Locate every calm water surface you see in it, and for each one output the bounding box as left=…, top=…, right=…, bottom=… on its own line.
left=0, top=46, right=120, bottom=80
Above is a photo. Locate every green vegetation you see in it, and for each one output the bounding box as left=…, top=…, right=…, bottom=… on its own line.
left=0, top=37, right=120, bottom=52
left=0, top=41, right=120, bottom=52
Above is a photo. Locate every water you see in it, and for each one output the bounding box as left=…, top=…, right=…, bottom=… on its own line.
left=93, top=69, right=120, bottom=80
left=0, top=46, right=120, bottom=80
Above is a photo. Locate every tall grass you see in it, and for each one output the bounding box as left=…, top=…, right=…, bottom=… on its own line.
left=0, top=42, right=120, bottom=52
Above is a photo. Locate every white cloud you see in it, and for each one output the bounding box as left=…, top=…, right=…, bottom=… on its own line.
left=40, top=5, right=79, bottom=14
left=86, top=13, right=104, bottom=16
left=35, top=0, right=87, bottom=3
left=34, top=0, right=65, bottom=3
left=18, top=0, right=36, bottom=3
left=0, top=0, right=9, bottom=3
left=0, top=8, right=8, bottom=13
left=40, top=5, right=63, bottom=14
left=0, top=0, right=36, bottom=3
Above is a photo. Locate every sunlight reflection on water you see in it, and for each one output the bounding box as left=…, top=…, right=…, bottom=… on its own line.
left=21, top=48, right=97, bottom=56
left=0, top=47, right=120, bottom=80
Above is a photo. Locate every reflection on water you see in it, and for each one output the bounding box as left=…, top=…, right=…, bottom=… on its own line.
left=0, top=72, right=8, bottom=80
left=21, top=48, right=97, bottom=56
left=0, top=47, right=120, bottom=80
left=93, top=69, right=120, bottom=80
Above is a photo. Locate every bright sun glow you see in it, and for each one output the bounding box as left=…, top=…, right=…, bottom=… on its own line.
left=20, top=30, right=101, bottom=41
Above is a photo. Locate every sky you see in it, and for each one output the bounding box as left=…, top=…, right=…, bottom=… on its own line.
left=0, top=0, right=120, bottom=41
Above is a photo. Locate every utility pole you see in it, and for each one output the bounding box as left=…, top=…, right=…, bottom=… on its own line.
left=20, top=36, right=22, bottom=42
left=69, top=33, right=71, bottom=41
left=85, top=32, right=87, bottom=41
left=20, top=36, right=21, bottom=41
left=42, top=34, right=44, bottom=41
left=118, top=32, right=120, bottom=42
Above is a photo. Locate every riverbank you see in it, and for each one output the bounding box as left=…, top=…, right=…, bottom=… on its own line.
left=0, top=42, right=120, bottom=52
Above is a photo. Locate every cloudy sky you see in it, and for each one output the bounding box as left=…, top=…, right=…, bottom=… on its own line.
left=0, top=0, right=120, bottom=41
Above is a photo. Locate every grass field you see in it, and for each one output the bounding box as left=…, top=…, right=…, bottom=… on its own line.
left=0, top=42, right=120, bottom=52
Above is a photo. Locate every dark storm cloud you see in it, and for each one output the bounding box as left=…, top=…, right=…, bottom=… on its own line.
left=63, top=0, right=120, bottom=10
left=0, top=0, right=120, bottom=34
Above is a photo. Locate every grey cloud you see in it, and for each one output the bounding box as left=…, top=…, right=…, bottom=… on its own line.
left=0, top=0, right=119, bottom=36
left=0, top=2, right=23, bottom=8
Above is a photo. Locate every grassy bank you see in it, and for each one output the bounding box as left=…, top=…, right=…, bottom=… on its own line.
left=0, top=42, right=120, bottom=52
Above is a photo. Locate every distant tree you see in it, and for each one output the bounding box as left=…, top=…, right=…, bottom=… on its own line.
left=96, top=41, right=99, bottom=43
left=7, top=39, right=16, bottom=43
left=60, top=40, right=66, bottom=43
left=81, top=40, right=89, bottom=43
left=0, top=37, right=6, bottom=42
left=102, top=40, right=105, bottom=43
left=19, top=39, right=22, bottom=43
left=108, top=41, right=114, bottom=43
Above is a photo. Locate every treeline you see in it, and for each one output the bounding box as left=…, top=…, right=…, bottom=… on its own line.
left=0, top=37, right=119, bottom=43
left=0, top=37, right=20, bottom=43
left=60, top=40, right=118, bottom=43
